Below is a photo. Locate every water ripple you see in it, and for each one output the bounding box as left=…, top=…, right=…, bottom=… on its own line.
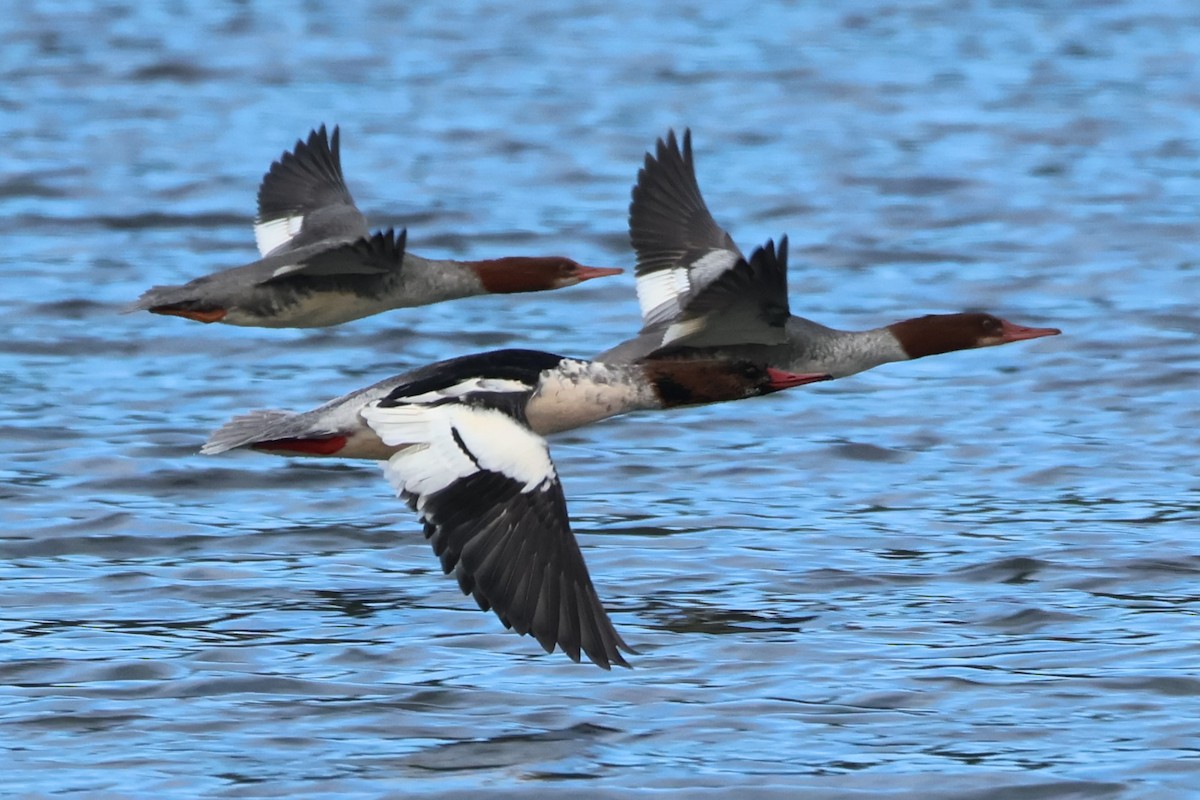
left=3, top=0, right=1199, bottom=796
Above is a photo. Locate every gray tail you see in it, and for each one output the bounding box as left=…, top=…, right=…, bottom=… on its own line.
left=202, top=409, right=303, bottom=455
left=123, top=286, right=167, bottom=314
left=123, top=284, right=186, bottom=314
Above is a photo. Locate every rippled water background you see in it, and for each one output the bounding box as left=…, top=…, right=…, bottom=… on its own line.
left=3, top=1, right=1199, bottom=796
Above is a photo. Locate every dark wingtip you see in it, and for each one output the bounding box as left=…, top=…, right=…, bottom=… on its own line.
left=370, top=226, right=408, bottom=259
left=578, top=640, right=633, bottom=671
left=658, top=127, right=688, bottom=165
left=256, top=123, right=351, bottom=222
left=750, top=234, right=789, bottom=271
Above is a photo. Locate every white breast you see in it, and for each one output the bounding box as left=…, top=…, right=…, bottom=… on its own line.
left=525, top=360, right=658, bottom=435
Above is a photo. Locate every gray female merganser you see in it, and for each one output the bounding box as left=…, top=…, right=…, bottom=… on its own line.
left=128, top=126, right=622, bottom=327
left=596, top=130, right=1061, bottom=373
left=204, top=348, right=829, bottom=668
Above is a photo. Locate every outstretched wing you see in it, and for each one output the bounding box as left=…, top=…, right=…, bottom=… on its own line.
left=254, top=125, right=370, bottom=257
left=361, top=400, right=635, bottom=669
left=629, top=129, right=744, bottom=330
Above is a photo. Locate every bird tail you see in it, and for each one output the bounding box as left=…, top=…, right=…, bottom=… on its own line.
left=201, top=409, right=306, bottom=455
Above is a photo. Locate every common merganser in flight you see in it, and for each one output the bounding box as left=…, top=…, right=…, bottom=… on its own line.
left=596, top=130, right=1061, bottom=374
left=204, top=348, right=829, bottom=668
left=202, top=238, right=811, bottom=459
left=128, top=126, right=622, bottom=327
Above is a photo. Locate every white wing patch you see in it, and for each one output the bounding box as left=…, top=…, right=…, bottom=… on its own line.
left=636, top=268, right=692, bottom=324
left=660, top=316, right=709, bottom=348
left=399, top=377, right=534, bottom=406
left=636, top=249, right=741, bottom=327
left=362, top=403, right=555, bottom=503
left=450, top=406, right=554, bottom=489
left=254, top=215, right=305, bottom=258
left=269, top=260, right=306, bottom=278
left=689, top=249, right=740, bottom=293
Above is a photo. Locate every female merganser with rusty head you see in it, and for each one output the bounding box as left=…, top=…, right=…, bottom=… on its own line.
left=203, top=348, right=829, bottom=667
left=596, top=129, right=1061, bottom=374
left=127, top=126, right=622, bottom=327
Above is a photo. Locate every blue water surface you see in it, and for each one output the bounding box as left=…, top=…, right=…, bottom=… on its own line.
left=2, top=1, right=1198, bottom=797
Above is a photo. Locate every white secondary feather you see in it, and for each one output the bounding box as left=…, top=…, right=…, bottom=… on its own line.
left=450, top=406, right=555, bottom=489
left=659, top=316, right=709, bottom=347
left=363, top=403, right=555, bottom=502
left=400, top=377, right=534, bottom=406
left=364, top=405, right=475, bottom=500
left=254, top=215, right=305, bottom=258
left=689, top=249, right=740, bottom=292
left=361, top=404, right=433, bottom=448
left=636, top=249, right=740, bottom=327
left=270, top=260, right=306, bottom=278
left=636, top=268, right=691, bottom=324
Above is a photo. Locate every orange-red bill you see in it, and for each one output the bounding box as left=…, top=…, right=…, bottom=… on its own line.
left=574, top=265, right=625, bottom=281
left=766, top=369, right=832, bottom=391
left=999, top=320, right=1062, bottom=342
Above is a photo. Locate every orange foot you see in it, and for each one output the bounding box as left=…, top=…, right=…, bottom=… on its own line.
left=149, top=306, right=228, bottom=323
left=253, top=436, right=348, bottom=456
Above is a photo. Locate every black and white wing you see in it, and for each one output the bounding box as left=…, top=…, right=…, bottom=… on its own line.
left=257, top=228, right=407, bottom=285
left=254, top=125, right=370, bottom=257
left=361, top=397, right=635, bottom=669
left=649, top=237, right=792, bottom=353
left=629, top=129, right=744, bottom=330
left=374, top=349, right=568, bottom=404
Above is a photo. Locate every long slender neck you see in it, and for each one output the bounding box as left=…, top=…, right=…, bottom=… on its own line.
left=391, top=252, right=489, bottom=302
left=524, top=361, right=658, bottom=435
left=773, top=317, right=909, bottom=378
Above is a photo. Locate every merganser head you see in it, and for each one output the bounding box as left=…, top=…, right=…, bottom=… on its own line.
left=640, top=358, right=831, bottom=408
left=470, top=256, right=623, bottom=294
left=889, top=313, right=1061, bottom=359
